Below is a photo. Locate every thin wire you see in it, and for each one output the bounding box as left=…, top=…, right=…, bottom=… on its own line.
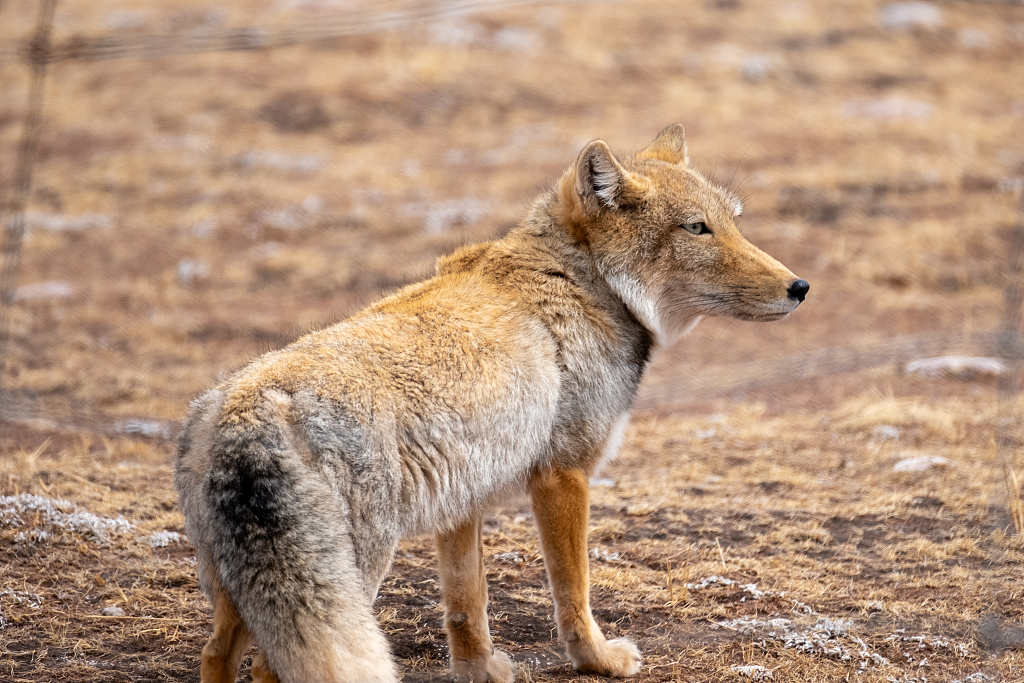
left=0, top=0, right=580, bottom=65
left=993, top=186, right=1024, bottom=528
left=0, top=0, right=58, bottom=400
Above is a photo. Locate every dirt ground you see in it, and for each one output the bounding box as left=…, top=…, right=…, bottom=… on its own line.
left=2, top=0, right=1024, bottom=681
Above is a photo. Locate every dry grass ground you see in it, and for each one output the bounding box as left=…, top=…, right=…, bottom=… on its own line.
left=2, top=0, right=1023, bottom=681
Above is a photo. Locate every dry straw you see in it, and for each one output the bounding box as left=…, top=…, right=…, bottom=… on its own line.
left=1005, top=465, right=1024, bottom=536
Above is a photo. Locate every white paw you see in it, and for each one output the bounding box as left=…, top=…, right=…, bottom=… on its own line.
left=573, top=637, right=642, bottom=678
left=452, top=649, right=515, bottom=683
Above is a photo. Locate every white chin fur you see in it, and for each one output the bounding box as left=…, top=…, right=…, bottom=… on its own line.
left=602, top=272, right=668, bottom=346
left=601, top=272, right=704, bottom=348
left=671, top=315, right=704, bottom=339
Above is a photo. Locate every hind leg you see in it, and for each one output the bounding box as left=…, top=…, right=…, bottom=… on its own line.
left=436, top=516, right=514, bottom=683
left=254, top=526, right=399, bottom=683
left=250, top=651, right=280, bottom=683
left=201, top=586, right=253, bottom=683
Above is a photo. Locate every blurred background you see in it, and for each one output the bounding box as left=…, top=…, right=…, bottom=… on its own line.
left=1, top=1, right=1023, bottom=681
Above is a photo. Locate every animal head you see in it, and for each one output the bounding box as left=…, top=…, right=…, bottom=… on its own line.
left=556, top=124, right=808, bottom=347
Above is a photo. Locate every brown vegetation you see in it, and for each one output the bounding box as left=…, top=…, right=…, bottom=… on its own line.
left=2, top=0, right=1023, bottom=680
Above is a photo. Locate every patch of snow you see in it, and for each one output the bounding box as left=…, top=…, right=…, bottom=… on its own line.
left=105, top=9, right=150, bottom=31
left=145, top=531, right=183, bottom=548
left=257, top=195, right=324, bottom=231
left=427, top=18, right=484, bottom=46
left=190, top=216, right=218, bottom=238
left=732, top=664, right=774, bottom=681
left=842, top=97, right=933, bottom=120
left=686, top=576, right=817, bottom=614
left=893, top=455, right=951, bottom=473
left=400, top=159, right=422, bottom=178
left=999, top=177, right=1024, bottom=194
left=405, top=197, right=489, bottom=234
left=872, top=425, right=900, bottom=442
left=23, top=212, right=112, bottom=233
left=117, top=419, right=175, bottom=440
left=590, top=547, right=621, bottom=562
left=897, top=456, right=950, bottom=473
left=249, top=242, right=283, bottom=260
left=14, top=529, right=51, bottom=544
left=494, top=551, right=524, bottom=565
left=720, top=618, right=974, bottom=673
left=11, top=281, right=74, bottom=302
left=101, top=606, right=125, bottom=617
left=877, top=2, right=943, bottom=31
left=444, top=148, right=470, bottom=165
left=887, top=631, right=970, bottom=657
left=904, top=355, right=1005, bottom=379
left=152, top=134, right=211, bottom=154
left=177, top=259, right=209, bottom=285
left=0, top=588, right=43, bottom=629
left=493, top=27, right=540, bottom=53
left=958, top=28, right=991, bottom=50
left=236, top=150, right=326, bottom=175
left=686, top=575, right=739, bottom=591
left=717, top=616, right=889, bottom=668
left=740, top=583, right=768, bottom=600
left=742, top=55, right=776, bottom=82
left=0, top=493, right=133, bottom=544
left=0, top=588, right=43, bottom=609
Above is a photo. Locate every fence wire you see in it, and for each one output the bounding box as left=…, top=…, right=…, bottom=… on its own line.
left=0, top=0, right=57, bottom=400
left=0, top=0, right=577, bottom=65
left=993, top=191, right=1024, bottom=530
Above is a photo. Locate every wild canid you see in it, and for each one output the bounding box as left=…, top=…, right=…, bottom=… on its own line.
left=175, top=125, right=808, bottom=683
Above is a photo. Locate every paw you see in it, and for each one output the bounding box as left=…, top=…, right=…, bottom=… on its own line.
left=452, top=649, right=515, bottom=683
left=572, top=637, right=642, bottom=678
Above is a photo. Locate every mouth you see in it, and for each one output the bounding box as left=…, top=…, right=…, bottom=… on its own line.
left=732, top=310, right=792, bottom=322
left=729, top=298, right=801, bottom=322
left=663, top=290, right=801, bottom=323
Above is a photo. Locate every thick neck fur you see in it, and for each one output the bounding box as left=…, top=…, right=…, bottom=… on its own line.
left=504, top=192, right=624, bottom=315
left=435, top=185, right=659, bottom=362
left=518, top=187, right=670, bottom=349
left=501, top=191, right=654, bottom=371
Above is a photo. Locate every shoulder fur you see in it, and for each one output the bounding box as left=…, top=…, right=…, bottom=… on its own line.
left=436, top=242, right=492, bottom=276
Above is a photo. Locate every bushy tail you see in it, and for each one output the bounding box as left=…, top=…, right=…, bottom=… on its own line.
left=204, top=415, right=396, bottom=683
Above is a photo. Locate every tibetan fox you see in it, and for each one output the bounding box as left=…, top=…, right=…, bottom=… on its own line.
left=175, top=125, right=808, bottom=682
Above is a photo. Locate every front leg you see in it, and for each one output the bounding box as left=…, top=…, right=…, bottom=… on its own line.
left=436, top=516, right=514, bottom=682
left=529, top=467, right=641, bottom=677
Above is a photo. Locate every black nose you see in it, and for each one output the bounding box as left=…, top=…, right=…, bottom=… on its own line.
left=787, top=279, right=809, bottom=303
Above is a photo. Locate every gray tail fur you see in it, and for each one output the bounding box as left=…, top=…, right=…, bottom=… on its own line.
left=204, top=409, right=396, bottom=683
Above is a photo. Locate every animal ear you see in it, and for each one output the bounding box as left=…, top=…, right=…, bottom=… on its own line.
left=574, top=140, right=647, bottom=212
left=638, top=123, right=688, bottom=165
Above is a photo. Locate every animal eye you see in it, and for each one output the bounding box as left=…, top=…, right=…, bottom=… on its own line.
left=681, top=221, right=710, bottom=235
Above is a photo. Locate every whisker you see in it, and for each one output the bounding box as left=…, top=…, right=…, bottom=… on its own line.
left=727, top=143, right=754, bottom=191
